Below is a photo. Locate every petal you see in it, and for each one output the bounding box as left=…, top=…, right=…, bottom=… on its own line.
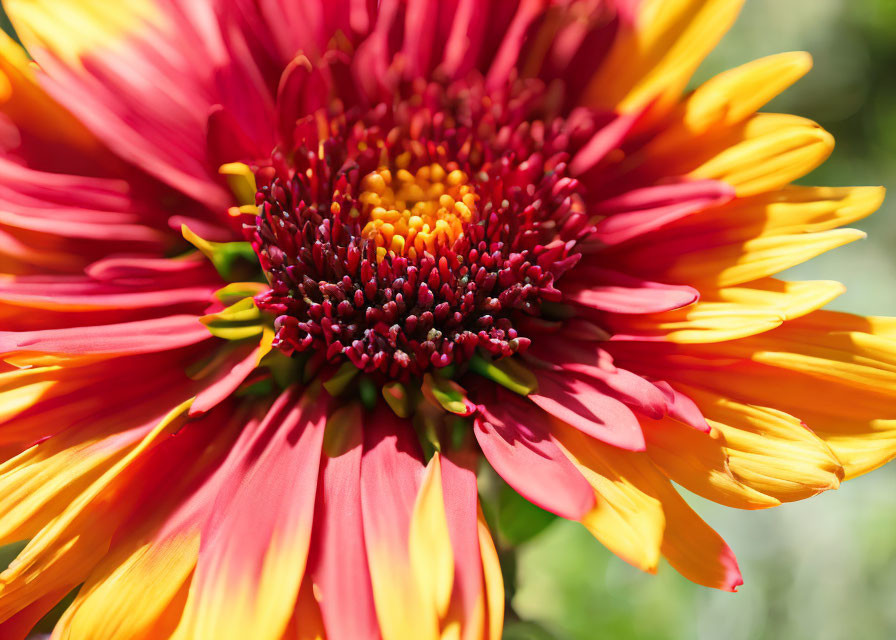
left=176, top=386, right=329, bottom=640
left=562, top=266, right=698, bottom=314
left=361, top=407, right=439, bottom=640
left=552, top=421, right=665, bottom=573
left=687, top=114, right=834, bottom=196
left=529, top=369, right=646, bottom=451
left=6, top=0, right=231, bottom=207
left=527, top=337, right=668, bottom=419
left=477, top=507, right=504, bottom=640
left=612, top=186, right=883, bottom=287
left=410, top=453, right=455, bottom=620
left=584, top=0, right=746, bottom=113
left=589, top=179, right=734, bottom=246
left=553, top=420, right=742, bottom=590
left=607, top=280, right=846, bottom=343
left=54, top=404, right=259, bottom=640
left=474, top=391, right=595, bottom=519
left=440, top=454, right=486, bottom=640
left=0, top=315, right=212, bottom=365
left=0, top=397, right=196, bottom=621
left=647, top=52, right=814, bottom=156
left=190, top=338, right=271, bottom=416
left=0, top=373, right=196, bottom=545
left=308, top=404, right=380, bottom=640
left=672, top=383, right=844, bottom=502
left=642, top=416, right=781, bottom=509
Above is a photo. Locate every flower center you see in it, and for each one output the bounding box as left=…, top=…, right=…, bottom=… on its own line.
left=359, top=163, right=477, bottom=260
left=246, top=74, right=591, bottom=381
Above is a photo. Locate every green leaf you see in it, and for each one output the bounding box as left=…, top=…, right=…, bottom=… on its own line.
left=497, top=482, right=558, bottom=546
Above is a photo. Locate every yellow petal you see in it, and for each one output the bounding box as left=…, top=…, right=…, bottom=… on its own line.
left=0, top=30, right=98, bottom=153
left=0, top=366, right=62, bottom=425
left=410, top=453, right=455, bottom=620
left=619, top=187, right=882, bottom=288
left=6, top=0, right=161, bottom=64
left=609, top=280, right=844, bottom=343
left=643, top=416, right=781, bottom=509
left=658, top=315, right=896, bottom=480
left=553, top=421, right=742, bottom=590
left=0, top=398, right=193, bottom=621
left=651, top=476, right=742, bottom=591
left=585, top=0, right=746, bottom=113
left=648, top=52, right=813, bottom=157
left=552, top=421, right=665, bottom=573
left=667, top=228, right=864, bottom=288
left=676, top=384, right=844, bottom=502
left=477, top=507, right=503, bottom=640
left=55, top=532, right=198, bottom=640
left=689, top=114, right=834, bottom=195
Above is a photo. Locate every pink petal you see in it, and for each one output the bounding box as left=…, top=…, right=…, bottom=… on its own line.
left=530, top=369, right=646, bottom=451
left=475, top=390, right=595, bottom=520
left=652, top=381, right=710, bottom=433
left=441, top=453, right=485, bottom=640
left=591, top=179, right=735, bottom=245
left=182, top=386, right=329, bottom=639
left=0, top=314, right=212, bottom=357
left=562, top=266, right=699, bottom=314
left=308, top=406, right=380, bottom=640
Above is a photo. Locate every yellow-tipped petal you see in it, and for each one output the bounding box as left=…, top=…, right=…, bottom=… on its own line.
left=668, top=228, right=864, bottom=288
left=0, top=30, right=98, bottom=153
left=0, top=398, right=194, bottom=621
left=644, top=417, right=781, bottom=509
left=477, top=507, right=503, bottom=640
left=6, top=0, right=160, bottom=64
left=553, top=420, right=742, bottom=590
left=410, top=453, right=455, bottom=620
left=585, top=0, right=746, bottom=113
left=649, top=52, right=814, bottom=156
left=553, top=421, right=665, bottom=573
left=56, top=531, right=198, bottom=640
left=678, top=385, right=844, bottom=502
left=689, top=114, right=834, bottom=195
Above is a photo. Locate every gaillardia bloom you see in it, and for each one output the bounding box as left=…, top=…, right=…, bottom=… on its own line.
left=0, top=0, right=893, bottom=638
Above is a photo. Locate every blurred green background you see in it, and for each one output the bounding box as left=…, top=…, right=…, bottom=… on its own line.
left=3, top=0, right=896, bottom=638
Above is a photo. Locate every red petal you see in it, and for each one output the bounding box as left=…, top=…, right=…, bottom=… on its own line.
left=563, top=266, right=699, bottom=314
left=530, top=369, right=646, bottom=451
left=475, top=390, right=595, bottom=520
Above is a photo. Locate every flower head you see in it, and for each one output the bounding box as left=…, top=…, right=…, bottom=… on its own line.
left=0, top=0, right=893, bottom=638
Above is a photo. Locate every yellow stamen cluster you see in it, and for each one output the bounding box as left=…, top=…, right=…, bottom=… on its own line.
left=359, top=163, right=478, bottom=261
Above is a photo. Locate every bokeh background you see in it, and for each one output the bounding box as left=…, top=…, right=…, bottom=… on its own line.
left=2, top=0, right=896, bottom=638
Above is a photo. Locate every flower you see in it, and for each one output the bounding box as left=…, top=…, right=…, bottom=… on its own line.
left=0, top=0, right=893, bottom=638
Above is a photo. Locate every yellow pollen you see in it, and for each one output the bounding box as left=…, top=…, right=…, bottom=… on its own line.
left=359, top=164, right=478, bottom=259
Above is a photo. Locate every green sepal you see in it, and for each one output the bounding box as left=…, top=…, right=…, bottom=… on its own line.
left=322, top=361, right=360, bottom=396
left=358, top=376, right=378, bottom=410
left=235, top=377, right=274, bottom=398
left=182, top=224, right=257, bottom=281
left=214, top=282, right=268, bottom=305
left=200, top=297, right=264, bottom=341
left=382, top=381, right=412, bottom=418
left=422, top=373, right=474, bottom=416
left=469, top=353, right=538, bottom=395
